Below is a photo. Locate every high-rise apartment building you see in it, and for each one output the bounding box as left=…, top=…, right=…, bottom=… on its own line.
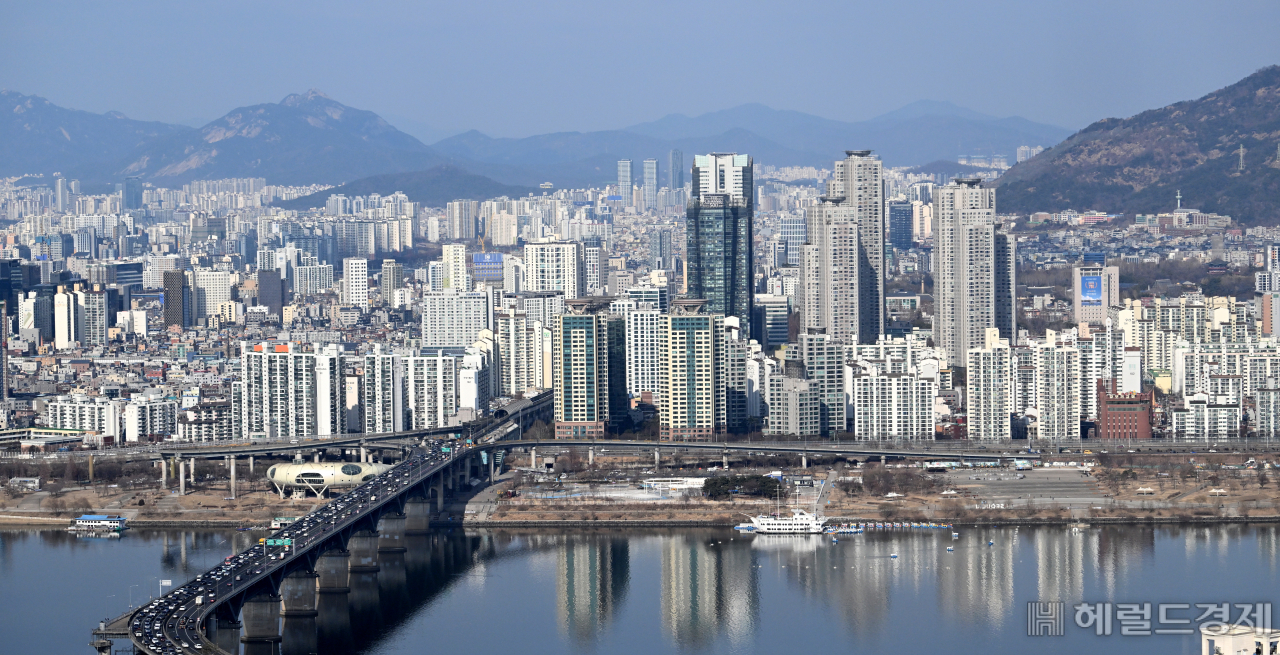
left=495, top=309, right=548, bottom=397
left=643, top=159, right=659, bottom=209
left=524, top=241, right=583, bottom=299
left=966, top=328, right=1013, bottom=440
left=804, top=150, right=884, bottom=344
left=625, top=308, right=663, bottom=400
left=382, top=259, right=405, bottom=296
left=342, top=258, right=369, bottom=308
left=446, top=200, right=478, bottom=240
left=656, top=299, right=743, bottom=441
left=617, top=160, right=633, bottom=207
left=421, top=290, right=489, bottom=350
left=933, top=179, right=1015, bottom=365
left=363, top=345, right=404, bottom=434
left=442, top=244, right=469, bottom=290
left=687, top=153, right=753, bottom=339
left=553, top=298, right=616, bottom=439
left=233, top=341, right=345, bottom=440
left=800, top=199, right=860, bottom=344
left=404, top=351, right=459, bottom=429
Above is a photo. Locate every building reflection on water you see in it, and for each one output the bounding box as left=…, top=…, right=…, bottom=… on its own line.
left=114, top=523, right=1280, bottom=654
left=557, top=535, right=629, bottom=644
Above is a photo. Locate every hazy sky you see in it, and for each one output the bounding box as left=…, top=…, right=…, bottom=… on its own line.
left=4, top=0, right=1279, bottom=140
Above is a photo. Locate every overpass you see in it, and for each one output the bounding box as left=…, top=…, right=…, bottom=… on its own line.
left=148, top=391, right=552, bottom=499
left=471, top=438, right=1037, bottom=471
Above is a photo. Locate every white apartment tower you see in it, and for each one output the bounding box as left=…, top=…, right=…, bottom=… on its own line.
left=933, top=179, right=1016, bottom=365
left=342, top=258, right=369, bottom=309
left=524, top=241, right=583, bottom=300
left=363, top=345, right=404, bottom=434
left=233, top=341, right=345, bottom=440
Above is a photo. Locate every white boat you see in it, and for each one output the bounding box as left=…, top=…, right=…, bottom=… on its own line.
left=735, top=509, right=825, bottom=534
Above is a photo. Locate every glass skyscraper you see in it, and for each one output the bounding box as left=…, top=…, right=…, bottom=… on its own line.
left=686, top=153, right=753, bottom=340
left=616, top=159, right=633, bottom=207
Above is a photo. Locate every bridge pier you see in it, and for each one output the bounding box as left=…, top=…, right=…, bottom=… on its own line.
left=179, top=460, right=186, bottom=495
left=588, top=447, right=594, bottom=468
left=348, top=531, right=381, bottom=573
left=489, top=452, right=496, bottom=481
left=432, top=473, right=444, bottom=514
left=211, top=618, right=241, bottom=654
left=377, top=513, right=407, bottom=554
left=316, top=551, right=353, bottom=653
left=530, top=447, right=536, bottom=470
left=404, top=500, right=431, bottom=534
left=654, top=448, right=660, bottom=469
left=802, top=453, right=808, bottom=469
left=313, top=451, right=320, bottom=463
left=230, top=456, right=236, bottom=500
left=317, top=550, right=350, bottom=594
left=160, top=458, right=167, bottom=489
left=279, top=571, right=318, bottom=618
left=723, top=451, right=728, bottom=470
left=249, top=455, right=255, bottom=475
left=240, top=593, right=282, bottom=649
left=189, top=458, right=195, bottom=486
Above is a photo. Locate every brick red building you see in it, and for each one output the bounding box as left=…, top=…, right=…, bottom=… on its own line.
left=1096, top=378, right=1153, bottom=440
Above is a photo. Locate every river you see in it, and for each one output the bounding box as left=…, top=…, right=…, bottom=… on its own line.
left=2, top=524, right=1278, bottom=654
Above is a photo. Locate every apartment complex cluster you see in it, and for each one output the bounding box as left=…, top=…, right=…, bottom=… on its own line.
left=8, top=137, right=1280, bottom=449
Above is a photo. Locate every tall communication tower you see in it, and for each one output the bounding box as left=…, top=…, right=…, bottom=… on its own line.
left=1239, top=144, right=1246, bottom=171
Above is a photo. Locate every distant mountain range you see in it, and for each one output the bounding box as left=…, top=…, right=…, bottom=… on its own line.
left=1, top=90, right=1070, bottom=192
left=1, top=90, right=190, bottom=177
left=274, top=165, right=535, bottom=211
left=997, top=66, right=1280, bottom=223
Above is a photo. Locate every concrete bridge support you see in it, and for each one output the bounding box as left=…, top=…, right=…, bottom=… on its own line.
left=240, top=593, right=282, bottom=652
left=230, top=456, right=236, bottom=500
left=347, top=531, right=381, bottom=574
left=377, top=513, right=407, bottom=554
left=179, top=461, right=186, bottom=496
left=530, top=447, right=536, bottom=469
left=432, top=473, right=444, bottom=514
left=160, top=458, right=167, bottom=489
left=588, top=447, right=594, bottom=468
left=279, top=571, right=318, bottom=655
left=189, top=458, right=196, bottom=486
left=802, top=453, right=808, bottom=469
left=211, top=618, right=241, bottom=654
left=316, top=551, right=353, bottom=653
left=489, top=452, right=496, bottom=481
left=279, top=571, right=318, bottom=618
left=723, top=451, right=728, bottom=470
left=404, top=500, right=431, bottom=535
left=655, top=448, right=660, bottom=469
left=316, top=550, right=350, bottom=595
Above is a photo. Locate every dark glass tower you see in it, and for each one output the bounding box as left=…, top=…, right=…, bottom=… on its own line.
left=888, top=202, right=914, bottom=251
left=686, top=153, right=753, bottom=339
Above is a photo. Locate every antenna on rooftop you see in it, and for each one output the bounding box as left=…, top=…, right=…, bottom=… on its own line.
left=1176, top=189, right=1182, bottom=210
left=1238, top=144, right=1246, bottom=171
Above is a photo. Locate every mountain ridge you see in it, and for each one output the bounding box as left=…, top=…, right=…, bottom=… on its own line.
left=995, top=65, right=1280, bottom=223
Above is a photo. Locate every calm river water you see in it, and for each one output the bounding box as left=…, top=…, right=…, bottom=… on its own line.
left=3, top=524, right=1278, bottom=654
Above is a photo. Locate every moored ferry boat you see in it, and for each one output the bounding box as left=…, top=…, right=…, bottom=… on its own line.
left=734, top=509, right=825, bottom=534
left=68, top=514, right=128, bottom=532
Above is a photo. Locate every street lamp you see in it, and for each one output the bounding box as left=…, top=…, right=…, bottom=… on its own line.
left=129, top=584, right=139, bottom=608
